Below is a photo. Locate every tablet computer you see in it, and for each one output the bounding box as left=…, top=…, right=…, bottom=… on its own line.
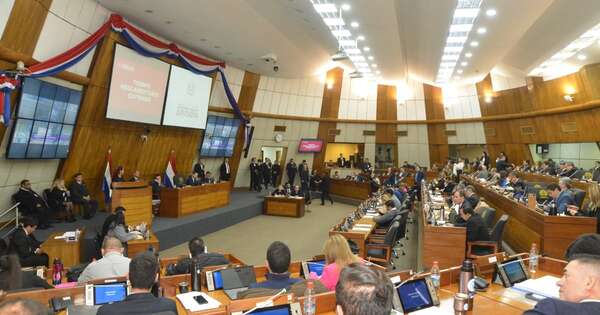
left=300, top=259, right=326, bottom=279
left=85, top=281, right=129, bottom=306
left=495, top=257, right=529, bottom=288
left=395, top=277, right=439, bottom=313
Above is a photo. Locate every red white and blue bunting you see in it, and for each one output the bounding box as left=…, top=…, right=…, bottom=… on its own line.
left=0, top=74, right=19, bottom=124
left=6, top=13, right=250, bottom=144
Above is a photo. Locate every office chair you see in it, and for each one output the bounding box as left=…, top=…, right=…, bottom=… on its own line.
left=571, top=169, right=585, bottom=180
left=570, top=188, right=586, bottom=209
left=467, top=214, right=509, bottom=258
left=366, top=215, right=402, bottom=269
left=479, top=207, right=496, bottom=232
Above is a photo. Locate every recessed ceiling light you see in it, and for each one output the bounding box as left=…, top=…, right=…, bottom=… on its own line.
left=144, top=9, right=153, bottom=13
left=332, top=29, right=351, bottom=37
left=368, top=56, right=374, bottom=60
left=461, top=61, right=468, bottom=66
left=357, top=35, right=365, bottom=41
left=341, top=4, right=351, bottom=11
left=313, top=3, right=337, bottom=13
left=350, top=21, right=359, bottom=28
left=372, top=64, right=378, bottom=68
left=577, top=54, right=587, bottom=60
left=477, top=27, right=487, bottom=34
left=465, top=52, right=473, bottom=58
left=470, top=41, right=479, bottom=47
left=324, top=18, right=345, bottom=26
left=486, top=9, right=497, bottom=17
left=363, top=46, right=370, bottom=52
left=457, top=69, right=464, bottom=74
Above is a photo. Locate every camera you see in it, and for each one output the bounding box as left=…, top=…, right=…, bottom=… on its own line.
left=273, top=65, right=279, bottom=72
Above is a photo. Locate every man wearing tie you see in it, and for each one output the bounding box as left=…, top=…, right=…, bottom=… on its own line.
left=186, top=172, right=201, bottom=186
left=220, top=157, right=231, bottom=181
left=286, top=159, right=297, bottom=185
left=299, top=160, right=311, bottom=204
left=272, top=160, right=281, bottom=186
left=337, top=153, right=346, bottom=168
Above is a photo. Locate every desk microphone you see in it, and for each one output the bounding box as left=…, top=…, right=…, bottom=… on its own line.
left=241, top=288, right=287, bottom=315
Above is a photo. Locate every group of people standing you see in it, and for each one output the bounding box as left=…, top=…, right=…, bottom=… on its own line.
left=249, top=158, right=282, bottom=192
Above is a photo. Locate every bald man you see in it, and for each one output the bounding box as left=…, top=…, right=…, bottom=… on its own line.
left=78, top=236, right=131, bottom=284
left=524, top=254, right=600, bottom=314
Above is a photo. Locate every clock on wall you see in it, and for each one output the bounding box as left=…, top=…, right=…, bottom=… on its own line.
left=274, top=133, right=283, bottom=143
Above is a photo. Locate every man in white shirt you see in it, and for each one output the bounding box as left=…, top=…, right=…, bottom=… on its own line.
left=78, top=236, right=130, bottom=284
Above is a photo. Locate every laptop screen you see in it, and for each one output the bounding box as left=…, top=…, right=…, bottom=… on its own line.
left=221, top=266, right=256, bottom=290
left=246, top=304, right=292, bottom=315
left=306, top=260, right=326, bottom=277
left=93, top=282, right=128, bottom=305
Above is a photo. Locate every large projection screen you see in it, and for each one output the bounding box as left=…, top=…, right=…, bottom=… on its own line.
left=162, top=65, right=212, bottom=129
left=106, top=44, right=170, bottom=125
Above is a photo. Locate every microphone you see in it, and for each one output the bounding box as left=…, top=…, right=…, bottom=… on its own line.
left=241, top=288, right=287, bottom=315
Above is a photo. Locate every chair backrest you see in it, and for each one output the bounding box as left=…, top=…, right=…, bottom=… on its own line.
left=570, top=188, right=586, bottom=208
left=490, top=214, right=509, bottom=246
left=480, top=207, right=496, bottom=230
left=384, top=218, right=402, bottom=246
left=572, top=169, right=585, bottom=180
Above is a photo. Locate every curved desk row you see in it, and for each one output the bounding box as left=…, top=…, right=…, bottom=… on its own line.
left=159, top=182, right=231, bottom=218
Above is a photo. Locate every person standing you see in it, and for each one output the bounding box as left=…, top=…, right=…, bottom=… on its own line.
left=286, top=159, right=297, bottom=185
left=320, top=173, right=334, bottom=205
left=272, top=160, right=282, bottom=186
left=220, top=157, right=231, bottom=181
left=337, top=154, right=346, bottom=168
left=193, top=160, right=206, bottom=181
left=249, top=158, right=261, bottom=192
left=262, top=158, right=272, bottom=189
left=299, top=160, right=311, bottom=204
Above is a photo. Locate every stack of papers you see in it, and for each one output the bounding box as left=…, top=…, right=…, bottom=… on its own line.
left=351, top=227, right=372, bottom=232
left=176, top=291, right=221, bottom=312
left=512, top=275, right=560, bottom=299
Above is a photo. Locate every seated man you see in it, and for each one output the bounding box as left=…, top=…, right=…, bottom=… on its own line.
left=464, top=185, right=480, bottom=208
left=69, top=173, right=98, bottom=219
left=250, top=241, right=301, bottom=289
left=290, top=185, right=303, bottom=197
left=335, top=263, right=394, bottom=315
left=565, top=233, right=600, bottom=260
left=166, top=237, right=229, bottom=276
left=524, top=254, right=600, bottom=314
left=202, top=171, right=215, bottom=184
left=384, top=189, right=402, bottom=210
left=460, top=207, right=490, bottom=243
left=97, top=252, right=177, bottom=315
left=374, top=200, right=405, bottom=228
left=271, top=185, right=286, bottom=197
left=508, top=172, right=527, bottom=191
left=129, top=170, right=142, bottom=182
left=544, top=183, right=575, bottom=215
left=78, top=237, right=130, bottom=284
left=449, top=189, right=471, bottom=225
left=186, top=172, right=201, bottom=186
left=12, top=180, right=50, bottom=229
left=8, top=217, right=48, bottom=267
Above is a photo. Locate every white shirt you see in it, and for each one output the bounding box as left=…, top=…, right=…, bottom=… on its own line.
left=77, top=252, right=130, bottom=284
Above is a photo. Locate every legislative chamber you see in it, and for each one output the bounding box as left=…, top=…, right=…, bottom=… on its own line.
left=1, top=1, right=600, bottom=314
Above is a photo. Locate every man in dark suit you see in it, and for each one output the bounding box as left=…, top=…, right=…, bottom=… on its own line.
left=460, top=206, right=490, bottom=242
left=129, top=170, right=142, bottom=182
left=320, top=173, right=334, bottom=205
left=374, top=200, right=406, bottom=228
left=449, top=189, right=471, bottom=225
left=166, top=237, right=229, bottom=276
left=272, top=160, right=282, bottom=186
left=150, top=174, right=162, bottom=200
left=250, top=241, right=301, bottom=289
left=220, top=157, right=231, bottom=181
left=464, top=186, right=480, bottom=209
left=13, top=179, right=50, bottom=229
left=202, top=172, right=216, bottom=184
left=262, top=158, right=272, bottom=189
left=186, top=172, right=201, bottom=186
left=250, top=158, right=262, bottom=192
left=193, top=161, right=206, bottom=180
left=508, top=172, right=527, bottom=191
left=337, top=154, right=347, bottom=168
left=286, top=158, right=297, bottom=185
left=559, top=162, right=577, bottom=178
left=299, top=160, right=311, bottom=204
left=361, top=158, right=372, bottom=174
left=544, top=183, right=575, bottom=215
left=9, top=217, right=48, bottom=267
left=69, top=173, right=98, bottom=219
left=97, top=252, right=177, bottom=315
left=524, top=254, right=600, bottom=315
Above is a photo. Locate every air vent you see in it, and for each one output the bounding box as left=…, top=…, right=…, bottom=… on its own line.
left=363, top=130, right=376, bottom=136
left=520, top=125, right=536, bottom=135
left=328, top=129, right=341, bottom=136
left=561, top=122, right=577, bottom=133
left=274, top=125, right=286, bottom=132
left=444, top=130, right=457, bottom=136
left=396, top=131, right=408, bottom=137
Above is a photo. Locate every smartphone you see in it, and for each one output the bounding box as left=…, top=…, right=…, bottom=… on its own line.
left=193, top=295, right=208, bottom=305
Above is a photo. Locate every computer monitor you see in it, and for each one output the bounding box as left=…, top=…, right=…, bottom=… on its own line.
left=395, top=277, right=439, bottom=313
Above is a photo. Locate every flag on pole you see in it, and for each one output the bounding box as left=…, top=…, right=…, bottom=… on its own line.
left=164, top=151, right=177, bottom=188
left=101, top=148, right=112, bottom=203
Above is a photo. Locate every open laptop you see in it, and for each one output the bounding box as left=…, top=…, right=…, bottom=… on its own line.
left=221, top=266, right=257, bottom=300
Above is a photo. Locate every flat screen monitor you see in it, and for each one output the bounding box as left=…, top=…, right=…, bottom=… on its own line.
left=6, top=78, right=81, bottom=159
left=106, top=43, right=170, bottom=125
left=200, top=115, right=239, bottom=157
left=162, top=65, right=212, bottom=129
left=298, top=139, right=323, bottom=153
left=93, top=282, right=128, bottom=305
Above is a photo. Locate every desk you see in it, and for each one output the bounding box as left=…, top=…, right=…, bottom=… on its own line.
left=516, top=171, right=594, bottom=191
left=112, top=181, right=153, bottom=226
left=128, top=231, right=159, bottom=258
left=329, top=217, right=376, bottom=258
left=464, top=176, right=596, bottom=258
left=41, top=230, right=84, bottom=268
left=330, top=179, right=370, bottom=200
left=263, top=196, right=305, bottom=217
left=159, top=182, right=231, bottom=218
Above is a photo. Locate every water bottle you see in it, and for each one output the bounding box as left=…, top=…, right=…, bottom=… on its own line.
left=52, top=258, right=63, bottom=285
left=191, top=260, right=201, bottom=292
left=303, top=280, right=316, bottom=315
left=430, top=261, right=441, bottom=291
left=529, top=243, right=538, bottom=274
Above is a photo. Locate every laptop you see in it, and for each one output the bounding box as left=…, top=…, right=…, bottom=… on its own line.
left=221, top=266, right=257, bottom=300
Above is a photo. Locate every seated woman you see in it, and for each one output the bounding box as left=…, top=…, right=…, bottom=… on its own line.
left=105, top=209, right=143, bottom=244
left=112, top=166, right=126, bottom=183
left=290, top=185, right=303, bottom=197
left=310, top=234, right=361, bottom=291
left=271, top=185, right=286, bottom=196
left=48, top=178, right=75, bottom=222
left=567, top=184, right=600, bottom=233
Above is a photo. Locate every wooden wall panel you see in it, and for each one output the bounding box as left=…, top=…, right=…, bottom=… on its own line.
left=313, top=68, right=343, bottom=170
left=375, top=85, right=398, bottom=144
left=423, top=84, right=448, bottom=164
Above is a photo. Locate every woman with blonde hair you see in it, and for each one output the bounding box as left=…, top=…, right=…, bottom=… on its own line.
left=48, top=178, right=75, bottom=222
left=310, top=234, right=361, bottom=290
left=567, top=184, right=600, bottom=233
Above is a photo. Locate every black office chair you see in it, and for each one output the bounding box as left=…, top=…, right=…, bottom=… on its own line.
left=570, top=188, right=586, bottom=209
left=366, top=215, right=403, bottom=269
left=571, top=169, right=586, bottom=180
left=467, top=214, right=509, bottom=258
left=479, top=207, right=496, bottom=231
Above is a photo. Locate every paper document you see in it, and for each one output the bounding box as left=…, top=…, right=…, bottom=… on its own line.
left=354, top=224, right=372, bottom=228
left=351, top=227, right=372, bottom=232
left=512, top=275, right=560, bottom=299
left=176, top=291, right=221, bottom=312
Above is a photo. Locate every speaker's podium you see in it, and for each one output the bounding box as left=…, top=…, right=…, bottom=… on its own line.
left=111, top=181, right=159, bottom=257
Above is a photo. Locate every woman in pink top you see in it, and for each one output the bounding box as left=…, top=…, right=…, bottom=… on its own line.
left=310, top=234, right=361, bottom=291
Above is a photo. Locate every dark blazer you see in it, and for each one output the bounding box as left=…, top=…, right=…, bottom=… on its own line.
left=523, top=298, right=600, bottom=315
left=9, top=228, right=41, bottom=260
left=466, top=195, right=480, bottom=208
left=336, top=157, right=346, bottom=168
left=13, top=188, right=48, bottom=214
left=186, top=176, right=201, bottom=186
left=220, top=162, right=231, bottom=180
left=112, top=176, right=125, bottom=183
left=96, top=292, right=177, bottom=315
left=249, top=272, right=301, bottom=290
left=592, top=167, right=600, bottom=182
left=193, top=163, right=205, bottom=179
left=272, top=164, right=281, bottom=177
left=466, top=214, right=490, bottom=242
left=151, top=180, right=161, bottom=199
left=555, top=190, right=576, bottom=214
left=286, top=162, right=297, bottom=176
left=299, top=165, right=310, bottom=183
left=510, top=179, right=527, bottom=191
left=166, top=253, right=229, bottom=276
left=69, top=181, right=89, bottom=204
left=320, top=176, right=331, bottom=192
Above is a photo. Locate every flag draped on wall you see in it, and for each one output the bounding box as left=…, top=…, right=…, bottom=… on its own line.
left=101, top=148, right=113, bottom=203
left=0, top=74, right=19, bottom=124
left=163, top=151, right=177, bottom=188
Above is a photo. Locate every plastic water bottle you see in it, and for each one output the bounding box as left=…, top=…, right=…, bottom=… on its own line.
left=303, top=280, right=316, bottom=315
left=430, top=261, right=441, bottom=291
left=52, top=258, right=63, bottom=285
left=529, top=243, right=538, bottom=274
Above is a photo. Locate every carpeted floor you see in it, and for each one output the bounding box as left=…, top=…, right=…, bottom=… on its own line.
left=159, top=200, right=419, bottom=272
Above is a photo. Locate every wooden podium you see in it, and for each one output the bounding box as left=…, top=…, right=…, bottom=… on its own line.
left=111, top=182, right=153, bottom=226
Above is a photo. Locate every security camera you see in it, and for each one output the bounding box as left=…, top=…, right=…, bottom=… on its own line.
left=261, top=53, right=278, bottom=63
left=273, top=65, right=279, bottom=72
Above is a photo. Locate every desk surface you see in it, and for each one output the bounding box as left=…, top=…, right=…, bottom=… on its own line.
left=41, top=230, right=84, bottom=268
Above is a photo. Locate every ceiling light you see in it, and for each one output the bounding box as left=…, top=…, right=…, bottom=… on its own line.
left=486, top=9, right=497, bottom=17
left=368, top=56, right=374, bottom=60
left=442, top=54, right=460, bottom=61
left=457, top=69, right=463, bottom=74
left=447, top=36, right=468, bottom=43
left=332, top=29, right=351, bottom=37
left=341, top=4, right=351, bottom=11
left=465, top=52, right=473, bottom=58
left=577, top=54, right=587, bottom=60
left=477, top=27, right=487, bottom=34
left=461, top=61, right=468, bottom=66
left=313, top=3, right=337, bottom=13
left=324, top=18, right=345, bottom=26
left=344, top=48, right=361, bottom=54
left=350, top=21, right=359, bottom=28
left=444, top=46, right=463, bottom=53
left=454, top=8, right=480, bottom=18
left=357, top=35, right=365, bottom=41
left=339, top=40, right=356, bottom=47
left=372, top=64, right=378, bottom=68
left=349, top=55, right=365, bottom=61
left=470, top=41, right=479, bottom=47
left=450, top=24, right=473, bottom=32
left=363, top=46, right=370, bottom=52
